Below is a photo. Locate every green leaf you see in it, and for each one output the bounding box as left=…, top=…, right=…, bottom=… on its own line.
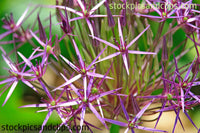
left=151, top=88, right=163, bottom=95
left=110, top=124, right=120, bottom=133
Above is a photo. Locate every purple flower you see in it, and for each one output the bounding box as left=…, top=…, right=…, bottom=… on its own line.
left=135, top=0, right=178, bottom=22
left=48, top=0, right=107, bottom=37
left=17, top=49, right=48, bottom=80
left=90, top=19, right=156, bottom=75
left=19, top=80, right=77, bottom=133
left=56, top=39, right=111, bottom=100
left=29, top=13, right=60, bottom=60
left=0, top=48, right=37, bottom=106
left=104, top=97, right=166, bottom=133
left=0, top=7, right=30, bottom=40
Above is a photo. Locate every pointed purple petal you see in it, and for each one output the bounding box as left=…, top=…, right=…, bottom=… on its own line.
left=127, top=25, right=150, bottom=49
left=137, top=126, right=167, bottom=132
left=39, top=109, right=53, bottom=133
left=184, top=58, right=195, bottom=81
left=145, top=0, right=162, bottom=16
left=17, top=52, right=32, bottom=67
left=86, top=19, right=94, bottom=38
left=90, top=0, right=106, bottom=15
left=0, top=78, right=16, bottom=85
left=95, top=52, right=121, bottom=64
left=119, top=97, right=129, bottom=121
left=45, top=5, right=83, bottom=16
left=132, top=99, right=154, bottom=123
left=89, top=35, right=119, bottom=50
left=79, top=105, right=86, bottom=133
left=0, top=30, right=14, bottom=40
left=122, top=54, right=129, bottom=75
left=90, top=88, right=122, bottom=101
left=87, top=72, right=113, bottom=79
left=128, top=50, right=156, bottom=55
left=19, top=103, right=48, bottom=108
left=16, top=6, right=30, bottom=26
left=2, top=81, right=18, bottom=106
left=180, top=88, right=185, bottom=113
left=72, top=39, right=85, bottom=68
left=76, top=0, right=86, bottom=12
left=118, top=18, right=124, bottom=47
left=29, top=30, right=46, bottom=47
left=2, top=54, right=18, bottom=71
left=184, top=111, right=198, bottom=130
left=69, top=16, right=84, bottom=22
left=38, top=79, right=53, bottom=101
left=53, top=74, right=82, bottom=91
left=89, top=103, right=108, bottom=129
left=83, top=76, right=87, bottom=100
left=37, top=14, right=47, bottom=42
left=87, top=46, right=107, bottom=69
left=104, top=118, right=127, bottom=127
left=56, top=100, right=81, bottom=107
left=22, top=80, right=38, bottom=92
left=97, top=99, right=104, bottom=118
left=60, top=54, right=79, bottom=72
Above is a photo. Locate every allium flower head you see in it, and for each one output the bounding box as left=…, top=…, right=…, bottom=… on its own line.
left=91, top=19, right=156, bottom=75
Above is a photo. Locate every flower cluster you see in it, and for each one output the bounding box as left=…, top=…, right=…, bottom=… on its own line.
left=0, top=0, right=200, bottom=133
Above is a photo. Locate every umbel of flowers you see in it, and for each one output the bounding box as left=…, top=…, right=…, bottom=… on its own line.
left=0, top=0, right=200, bottom=133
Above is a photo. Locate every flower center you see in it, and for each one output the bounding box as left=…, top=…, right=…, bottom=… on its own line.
left=10, top=24, right=15, bottom=29
left=183, top=17, right=188, bottom=21
left=120, top=46, right=126, bottom=52
left=82, top=98, right=88, bottom=103
left=182, top=82, right=188, bottom=88
left=44, top=45, right=52, bottom=53
left=91, top=87, right=98, bottom=94
left=72, top=104, right=79, bottom=110
left=167, top=93, right=173, bottom=100
left=162, top=12, right=167, bottom=17
left=81, top=68, right=86, bottom=75
left=84, top=10, right=89, bottom=17
left=50, top=100, right=56, bottom=106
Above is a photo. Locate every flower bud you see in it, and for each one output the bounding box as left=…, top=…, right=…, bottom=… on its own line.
left=104, top=1, right=115, bottom=27
left=162, top=36, right=168, bottom=61
left=37, top=14, right=47, bottom=42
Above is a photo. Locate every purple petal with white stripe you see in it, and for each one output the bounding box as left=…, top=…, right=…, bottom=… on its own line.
left=89, top=35, right=119, bottom=50
left=127, top=25, right=150, bottom=49
left=95, top=52, right=121, bottom=64
left=128, top=50, right=156, bottom=55
left=122, top=54, right=129, bottom=75
left=89, top=103, right=108, bottom=129
left=118, top=18, right=124, bottom=47
left=52, top=74, right=81, bottom=91
left=72, top=39, right=85, bottom=68
left=2, top=81, right=18, bottom=106
left=131, top=99, right=154, bottom=123
left=60, top=54, right=79, bottom=72
left=19, top=103, right=48, bottom=108
left=0, top=78, right=16, bottom=85
left=137, top=126, right=167, bottom=132
left=39, top=109, right=53, bottom=133
left=87, top=72, right=113, bottom=79
left=104, top=118, right=128, bottom=127
left=90, top=0, right=106, bottom=15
